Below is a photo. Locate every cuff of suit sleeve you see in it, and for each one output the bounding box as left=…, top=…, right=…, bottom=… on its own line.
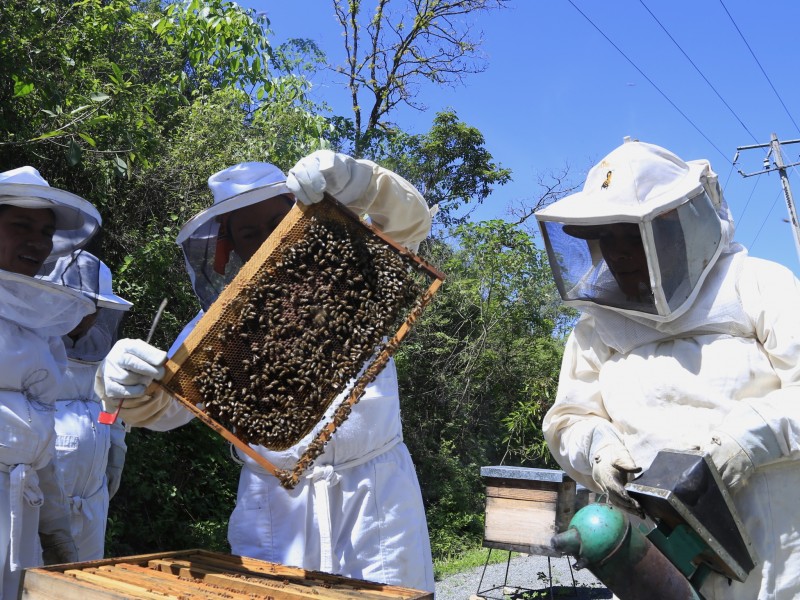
left=717, top=403, right=784, bottom=470
left=97, top=385, right=176, bottom=428
left=588, top=421, right=625, bottom=459
left=119, top=386, right=176, bottom=427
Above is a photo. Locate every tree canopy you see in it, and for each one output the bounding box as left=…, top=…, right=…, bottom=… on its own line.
left=0, top=0, right=574, bottom=565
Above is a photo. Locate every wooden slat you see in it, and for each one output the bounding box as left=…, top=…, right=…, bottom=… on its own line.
left=175, top=567, right=391, bottom=600
left=484, top=485, right=559, bottom=503
left=31, top=548, right=204, bottom=572
left=483, top=477, right=565, bottom=491
left=63, top=569, right=179, bottom=599
left=184, top=552, right=431, bottom=599
left=22, top=569, right=135, bottom=600
left=148, top=559, right=390, bottom=600
left=102, top=564, right=247, bottom=599
left=482, top=540, right=562, bottom=558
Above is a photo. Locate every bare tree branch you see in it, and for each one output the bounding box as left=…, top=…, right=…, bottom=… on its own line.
left=332, top=0, right=509, bottom=155
left=509, top=166, right=583, bottom=228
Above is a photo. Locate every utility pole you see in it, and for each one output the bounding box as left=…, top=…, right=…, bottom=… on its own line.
left=736, top=133, right=800, bottom=262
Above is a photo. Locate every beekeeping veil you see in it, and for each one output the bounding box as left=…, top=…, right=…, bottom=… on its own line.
left=535, top=139, right=737, bottom=323
left=177, top=162, right=293, bottom=311
left=0, top=166, right=101, bottom=260
left=42, top=250, right=132, bottom=362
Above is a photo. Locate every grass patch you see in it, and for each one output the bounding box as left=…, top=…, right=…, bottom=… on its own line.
left=434, top=546, right=520, bottom=580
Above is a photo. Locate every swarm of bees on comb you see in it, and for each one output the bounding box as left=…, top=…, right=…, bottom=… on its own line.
left=160, top=196, right=442, bottom=488
left=193, top=215, right=425, bottom=452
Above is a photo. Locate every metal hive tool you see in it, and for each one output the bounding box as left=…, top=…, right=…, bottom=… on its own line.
left=152, top=194, right=444, bottom=489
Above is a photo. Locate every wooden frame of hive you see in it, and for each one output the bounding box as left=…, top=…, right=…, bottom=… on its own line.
left=22, top=549, right=433, bottom=599
left=480, top=466, right=580, bottom=557
left=149, top=194, right=444, bottom=489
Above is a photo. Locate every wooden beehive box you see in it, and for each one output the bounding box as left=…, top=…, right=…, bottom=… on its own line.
left=21, top=549, right=432, bottom=600
left=481, top=466, right=579, bottom=557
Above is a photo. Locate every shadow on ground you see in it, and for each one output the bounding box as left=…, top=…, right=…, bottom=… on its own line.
left=475, top=585, right=613, bottom=599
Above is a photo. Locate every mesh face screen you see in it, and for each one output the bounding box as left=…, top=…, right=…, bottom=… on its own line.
left=162, top=197, right=441, bottom=464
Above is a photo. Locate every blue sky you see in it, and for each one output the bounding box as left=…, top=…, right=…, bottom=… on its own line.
left=252, top=0, right=800, bottom=275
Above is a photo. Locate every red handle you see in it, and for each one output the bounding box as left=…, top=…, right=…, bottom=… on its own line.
left=98, top=401, right=123, bottom=425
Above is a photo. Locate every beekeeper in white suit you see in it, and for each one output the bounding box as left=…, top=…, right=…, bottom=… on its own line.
left=43, top=251, right=131, bottom=561
left=0, top=166, right=100, bottom=598
left=536, top=138, right=800, bottom=599
left=94, top=150, right=435, bottom=591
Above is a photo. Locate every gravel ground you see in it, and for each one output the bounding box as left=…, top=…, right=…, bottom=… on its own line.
left=434, top=553, right=612, bottom=599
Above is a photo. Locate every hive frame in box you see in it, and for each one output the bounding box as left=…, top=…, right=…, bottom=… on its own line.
left=22, top=548, right=433, bottom=598
left=149, top=193, right=444, bottom=489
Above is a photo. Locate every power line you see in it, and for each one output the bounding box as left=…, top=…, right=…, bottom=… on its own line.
left=722, top=161, right=735, bottom=192
left=734, top=171, right=760, bottom=224
left=718, top=0, right=800, bottom=136
left=566, top=0, right=732, bottom=166
left=747, top=187, right=783, bottom=253
left=638, top=0, right=760, bottom=145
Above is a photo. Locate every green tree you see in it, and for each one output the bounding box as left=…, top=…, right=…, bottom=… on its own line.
left=398, top=221, right=570, bottom=558
left=1, top=0, right=333, bottom=338
left=1, top=0, right=333, bottom=554
left=1, top=0, right=574, bottom=568
left=370, top=110, right=511, bottom=226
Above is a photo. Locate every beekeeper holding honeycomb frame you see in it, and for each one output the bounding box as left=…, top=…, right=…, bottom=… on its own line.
left=95, top=150, right=435, bottom=591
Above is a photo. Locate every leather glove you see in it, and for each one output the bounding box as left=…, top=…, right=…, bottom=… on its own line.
left=39, top=514, right=78, bottom=565
left=106, top=442, right=127, bottom=500
left=590, top=426, right=643, bottom=516
left=287, top=150, right=373, bottom=206
left=701, top=430, right=755, bottom=492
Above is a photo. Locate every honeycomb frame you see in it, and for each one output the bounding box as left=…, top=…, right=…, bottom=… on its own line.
left=155, top=194, right=444, bottom=488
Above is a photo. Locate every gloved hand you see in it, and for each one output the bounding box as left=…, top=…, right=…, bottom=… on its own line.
left=106, top=442, right=127, bottom=500
left=39, top=515, right=78, bottom=565
left=99, top=338, right=167, bottom=400
left=700, top=430, right=755, bottom=492
left=96, top=339, right=176, bottom=427
left=590, top=426, right=643, bottom=516
left=287, top=150, right=373, bottom=206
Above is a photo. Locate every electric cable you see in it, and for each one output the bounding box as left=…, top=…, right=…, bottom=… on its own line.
left=566, top=0, right=732, bottom=166
left=748, top=187, right=783, bottom=253
left=718, top=0, right=800, bottom=136
left=639, top=0, right=760, bottom=145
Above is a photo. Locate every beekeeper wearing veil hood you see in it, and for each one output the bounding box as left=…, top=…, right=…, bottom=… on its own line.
left=94, top=150, right=434, bottom=591
left=537, top=138, right=800, bottom=599
left=43, top=251, right=131, bottom=561
left=0, top=166, right=100, bottom=598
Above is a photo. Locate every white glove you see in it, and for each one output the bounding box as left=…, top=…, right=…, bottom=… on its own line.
left=99, top=338, right=167, bottom=399
left=701, top=431, right=755, bottom=492
left=106, top=442, right=127, bottom=500
left=286, top=150, right=373, bottom=206
left=590, top=426, right=643, bottom=515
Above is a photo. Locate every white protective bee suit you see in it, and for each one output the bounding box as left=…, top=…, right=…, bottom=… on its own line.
left=537, top=139, right=800, bottom=600
left=95, top=151, right=435, bottom=591
left=46, top=253, right=131, bottom=561
left=0, top=167, right=100, bottom=599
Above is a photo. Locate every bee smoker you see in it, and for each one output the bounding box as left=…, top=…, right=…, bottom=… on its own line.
left=551, top=450, right=758, bottom=600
